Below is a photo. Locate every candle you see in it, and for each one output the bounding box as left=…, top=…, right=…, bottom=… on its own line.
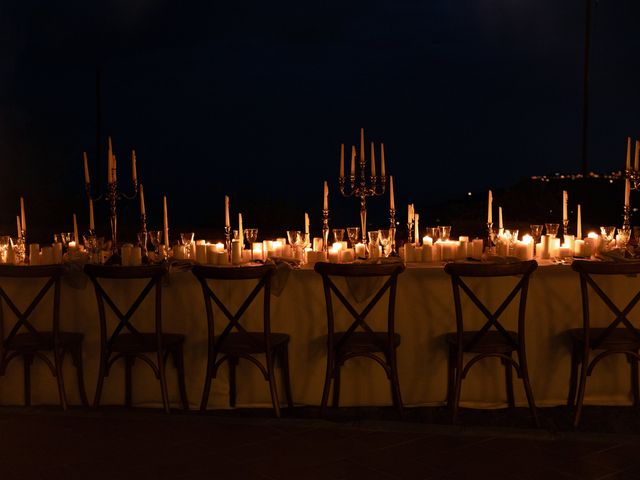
left=414, top=213, right=420, bottom=245
left=131, top=150, right=137, bottom=183
left=626, top=137, right=632, bottom=170
left=380, top=143, right=386, bottom=177
left=577, top=204, right=582, bottom=239
left=238, top=213, right=244, bottom=250
left=252, top=242, right=264, bottom=261
left=389, top=175, right=395, bottom=209
left=360, top=128, right=365, bottom=170
left=562, top=190, right=568, bottom=223
left=16, top=216, right=21, bottom=239
left=89, top=199, right=95, bottom=231
left=625, top=177, right=631, bottom=208
left=471, top=238, right=484, bottom=259
left=422, top=236, right=433, bottom=246
left=487, top=190, right=493, bottom=224
left=139, top=184, right=146, bottom=216
left=498, top=206, right=503, bottom=230
left=20, top=197, right=26, bottom=235
left=350, top=146, right=356, bottom=177
left=574, top=239, right=585, bottom=257
left=73, top=213, right=79, bottom=244
left=304, top=212, right=310, bottom=238
left=231, top=240, right=242, bottom=265
left=107, top=136, right=113, bottom=183
left=636, top=140, right=640, bottom=171
left=328, top=246, right=340, bottom=264
left=323, top=181, right=329, bottom=210
left=112, top=154, right=117, bottom=183
left=370, top=141, right=376, bottom=177
left=355, top=243, right=366, bottom=257
left=225, top=195, right=230, bottom=228
left=339, top=143, right=345, bottom=178
left=83, top=151, right=90, bottom=184
left=163, top=195, right=169, bottom=247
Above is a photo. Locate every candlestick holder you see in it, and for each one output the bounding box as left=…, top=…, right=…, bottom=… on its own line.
left=139, top=213, right=148, bottom=259
left=322, top=208, right=330, bottom=253
left=339, top=165, right=386, bottom=243
left=623, top=205, right=631, bottom=231
left=562, top=220, right=569, bottom=237
left=224, top=225, right=231, bottom=261
left=389, top=208, right=397, bottom=256
left=486, top=222, right=494, bottom=250
left=406, top=221, right=414, bottom=246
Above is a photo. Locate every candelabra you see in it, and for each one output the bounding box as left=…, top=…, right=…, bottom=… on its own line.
left=623, top=168, right=640, bottom=229
left=139, top=213, right=148, bottom=259
left=389, top=208, right=397, bottom=256
left=339, top=168, right=386, bottom=244
left=406, top=220, right=414, bottom=247
left=322, top=209, right=330, bottom=253
left=486, top=222, right=494, bottom=251
left=563, top=219, right=569, bottom=237
left=224, top=225, right=231, bottom=261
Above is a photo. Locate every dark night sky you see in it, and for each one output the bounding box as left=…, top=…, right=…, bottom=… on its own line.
left=1, top=0, right=640, bottom=240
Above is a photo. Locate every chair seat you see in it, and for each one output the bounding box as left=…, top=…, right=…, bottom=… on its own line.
left=111, top=333, right=185, bottom=353
left=6, top=331, right=83, bottom=352
left=333, top=331, right=401, bottom=354
left=567, top=327, right=640, bottom=350
left=216, top=332, right=290, bottom=354
left=446, top=330, right=518, bottom=354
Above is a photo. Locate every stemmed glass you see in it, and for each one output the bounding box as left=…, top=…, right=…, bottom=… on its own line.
left=368, top=230, right=380, bottom=257
left=244, top=228, right=258, bottom=245
left=379, top=229, right=392, bottom=257
left=426, top=227, right=439, bottom=241
left=148, top=230, right=163, bottom=256
left=287, top=230, right=301, bottom=258
left=600, top=226, right=616, bottom=251
left=0, top=236, right=10, bottom=263
left=180, top=232, right=195, bottom=259
left=545, top=223, right=559, bottom=239
left=346, top=227, right=360, bottom=247
left=530, top=225, right=543, bottom=248
left=617, top=227, right=631, bottom=252
left=438, top=226, right=451, bottom=241
left=333, top=228, right=345, bottom=244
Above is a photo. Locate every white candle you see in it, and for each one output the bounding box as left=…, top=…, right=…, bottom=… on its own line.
left=626, top=137, right=632, bottom=170
left=389, top=175, right=395, bottom=210
left=107, top=136, right=113, bottom=183
left=635, top=140, right=640, bottom=171
left=370, top=141, right=376, bottom=177
left=73, top=213, right=79, bottom=244
left=471, top=238, right=484, bottom=259
left=625, top=177, right=631, bottom=208
left=16, top=216, right=21, bottom=239
left=139, top=184, right=146, bottom=216
left=238, top=213, right=244, bottom=250
left=422, top=235, right=433, bottom=246
left=487, top=190, right=492, bottom=224
left=323, top=181, right=329, bottom=210
left=83, top=151, right=90, bottom=184
left=380, top=143, right=386, bottom=177
left=577, top=204, right=582, bottom=239
left=414, top=213, right=420, bottom=245
left=231, top=239, right=242, bottom=265
left=215, top=242, right=225, bottom=253
left=574, top=239, right=585, bottom=257
left=89, top=199, right=95, bottom=231
left=328, top=246, right=340, bottom=264
left=355, top=243, right=366, bottom=257
left=350, top=145, right=356, bottom=177
left=339, top=143, right=345, bottom=178
left=498, top=206, right=503, bottom=230
left=304, top=212, right=310, bottom=238
left=360, top=128, right=365, bottom=170
left=131, top=150, right=137, bottom=183
left=562, top=190, right=568, bottom=223
left=20, top=196, right=26, bottom=235
left=163, top=195, right=169, bottom=247
left=224, top=195, right=230, bottom=228
left=252, top=242, right=264, bottom=261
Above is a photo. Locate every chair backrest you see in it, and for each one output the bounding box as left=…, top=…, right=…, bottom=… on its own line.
left=84, top=264, right=167, bottom=350
left=313, top=262, right=406, bottom=351
left=0, top=264, right=65, bottom=350
left=572, top=260, right=640, bottom=348
left=191, top=264, right=275, bottom=351
left=444, top=260, right=538, bottom=351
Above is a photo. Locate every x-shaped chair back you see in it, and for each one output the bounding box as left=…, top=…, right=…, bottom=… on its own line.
left=444, top=260, right=538, bottom=352
left=192, top=264, right=275, bottom=354
left=314, top=262, right=406, bottom=353
left=84, top=264, right=167, bottom=351
left=0, top=265, right=65, bottom=356
left=572, top=260, right=640, bottom=349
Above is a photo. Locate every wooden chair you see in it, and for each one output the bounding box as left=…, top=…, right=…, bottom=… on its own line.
left=84, top=264, right=188, bottom=413
left=192, top=264, right=293, bottom=417
left=567, top=260, right=640, bottom=426
left=314, top=262, right=406, bottom=416
left=444, top=260, right=538, bottom=426
left=0, top=264, right=88, bottom=409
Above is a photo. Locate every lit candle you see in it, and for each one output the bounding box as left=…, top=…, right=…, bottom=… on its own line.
left=635, top=140, right=640, bottom=171
left=414, top=213, right=420, bottom=245
left=380, top=143, right=386, bottom=177
left=131, top=150, right=137, bottom=183
left=16, top=216, right=21, bottom=239
left=360, top=128, right=365, bottom=171
left=577, top=204, right=582, bottom=239
left=304, top=212, right=310, bottom=238
left=107, top=136, right=113, bottom=183
left=498, top=206, right=503, bottom=230
left=83, top=151, right=90, bottom=184
left=562, top=190, right=568, bottom=223
left=89, top=199, right=95, bottom=231
left=626, top=137, right=632, bottom=170
left=225, top=195, right=230, bottom=228
left=339, top=143, right=345, bottom=178
left=163, top=195, right=169, bottom=247
left=487, top=190, right=492, bottom=224
left=625, top=176, right=631, bottom=208
left=370, top=141, right=376, bottom=177
left=350, top=145, right=356, bottom=177
left=20, top=196, right=26, bottom=236
left=139, top=184, right=146, bottom=215
left=112, top=154, right=117, bottom=183
left=389, top=175, right=395, bottom=210
left=238, top=213, right=244, bottom=250
left=323, top=181, right=329, bottom=210
left=73, top=213, right=79, bottom=244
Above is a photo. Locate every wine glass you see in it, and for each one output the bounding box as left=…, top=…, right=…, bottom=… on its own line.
left=438, top=226, right=451, bottom=241
left=600, top=226, right=616, bottom=250
left=530, top=225, right=543, bottom=245
left=368, top=230, right=380, bottom=257
left=333, top=228, right=345, bottom=243
left=287, top=230, right=301, bottom=257
left=545, top=223, right=559, bottom=238
left=346, top=227, right=360, bottom=247
left=148, top=230, right=163, bottom=255
left=0, top=236, right=10, bottom=263
left=244, top=228, right=258, bottom=246
left=617, top=226, right=631, bottom=251
left=426, top=227, right=439, bottom=241
left=379, top=229, right=392, bottom=257
left=180, top=232, right=195, bottom=259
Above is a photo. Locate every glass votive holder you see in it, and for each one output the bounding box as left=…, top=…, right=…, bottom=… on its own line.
left=545, top=223, right=559, bottom=238
left=438, top=225, right=451, bottom=241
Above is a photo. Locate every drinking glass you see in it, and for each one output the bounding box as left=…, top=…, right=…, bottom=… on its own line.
left=333, top=228, right=345, bottom=243
left=59, top=232, right=73, bottom=248
left=368, top=230, right=380, bottom=256
left=149, top=230, right=163, bottom=254
left=617, top=226, right=631, bottom=250
left=379, top=229, right=392, bottom=257
left=438, top=225, right=451, bottom=241
left=287, top=230, right=301, bottom=257
left=346, top=227, right=360, bottom=247
left=545, top=223, right=559, bottom=238
left=600, top=226, right=616, bottom=250
left=0, top=236, right=10, bottom=263
left=180, top=232, right=195, bottom=259
left=530, top=225, right=543, bottom=245
left=12, top=237, right=25, bottom=263
left=244, top=228, right=258, bottom=245
left=426, top=227, right=439, bottom=241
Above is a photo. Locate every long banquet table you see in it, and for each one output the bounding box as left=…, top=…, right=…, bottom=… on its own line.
left=0, top=261, right=638, bottom=410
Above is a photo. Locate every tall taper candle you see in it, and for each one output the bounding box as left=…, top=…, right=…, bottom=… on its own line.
left=107, top=137, right=113, bottom=183
left=224, top=195, right=230, bottom=228
left=163, top=196, right=169, bottom=247
left=562, top=190, right=568, bottom=223
left=16, top=216, right=21, bottom=239
left=323, top=181, right=329, bottom=210
left=112, top=154, right=117, bottom=183
left=380, top=143, right=386, bottom=177
left=89, top=199, right=95, bottom=231
left=487, top=190, right=493, bottom=224
left=627, top=137, right=632, bottom=170
left=139, top=184, right=146, bottom=215
left=498, top=206, right=503, bottom=230
left=83, top=152, right=91, bottom=184
left=131, top=150, right=137, bottom=183
left=339, top=143, right=345, bottom=178
left=414, top=213, right=420, bottom=245
left=389, top=175, right=395, bottom=209
left=304, top=212, right=310, bottom=238
left=370, top=141, right=376, bottom=177
left=350, top=146, right=356, bottom=177
left=20, top=197, right=26, bottom=235
left=577, top=204, right=582, bottom=239
left=73, top=214, right=79, bottom=244
left=625, top=176, right=631, bottom=208
left=238, top=213, right=244, bottom=250
left=635, top=140, right=640, bottom=171
left=359, top=128, right=365, bottom=167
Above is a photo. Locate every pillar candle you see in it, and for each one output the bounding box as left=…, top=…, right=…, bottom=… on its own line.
left=304, top=213, right=310, bottom=238
left=89, top=199, right=95, bottom=231
left=635, top=140, right=640, bottom=171
left=139, top=184, right=146, bottom=216
left=380, top=143, right=386, bottom=177
left=131, top=150, right=137, bottom=183
left=196, top=244, right=207, bottom=264
left=163, top=196, right=169, bottom=247
left=422, top=244, right=433, bottom=262
left=577, top=204, right=582, bottom=239
left=83, top=151, right=90, bottom=184
left=313, top=237, right=323, bottom=252
left=627, top=137, right=632, bottom=170
left=422, top=236, right=433, bottom=246
left=29, top=244, right=40, bottom=265
left=471, top=238, right=484, bottom=259
left=498, top=206, right=503, bottom=230
left=207, top=245, right=219, bottom=264
left=562, top=190, right=568, bottom=223
left=350, top=146, right=356, bottom=176
left=339, top=143, right=345, bottom=178
left=370, top=141, right=376, bottom=177
left=487, top=190, right=492, bottom=224
left=238, top=213, right=243, bottom=250
left=323, top=181, right=329, bottom=210
left=20, top=197, right=26, bottom=235
left=73, top=214, right=79, bottom=244
left=328, top=246, right=340, bottom=263
left=389, top=175, right=395, bottom=209
left=355, top=243, right=366, bottom=257
left=563, top=235, right=575, bottom=251
left=52, top=243, right=62, bottom=264
left=252, top=242, right=264, bottom=261
left=224, top=195, right=230, bottom=228
left=231, top=239, right=242, bottom=265
left=574, top=239, right=585, bottom=257
left=130, top=247, right=142, bottom=266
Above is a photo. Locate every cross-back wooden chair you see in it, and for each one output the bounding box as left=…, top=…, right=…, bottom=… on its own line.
left=192, top=264, right=293, bottom=417
left=84, top=264, right=188, bottom=413
left=444, top=260, right=538, bottom=426
left=568, top=260, right=640, bottom=426
left=0, top=264, right=88, bottom=409
left=314, top=262, right=406, bottom=416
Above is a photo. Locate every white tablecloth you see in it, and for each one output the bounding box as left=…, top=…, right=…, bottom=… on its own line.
left=0, top=262, right=637, bottom=409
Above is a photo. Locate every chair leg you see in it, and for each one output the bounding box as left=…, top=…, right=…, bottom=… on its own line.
left=124, top=355, right=134, bottom=408
left=388, top=348, right=404, bottom=417
left=567, top=342, right=580, bottom=408
left=228, top=357, right=238, bottom=408
left=451, top=352, right=463, bottom=424
left=518, top=349, right=539, bottom=428
left=573, top=357, right=589, bottom=428
left=265, top=351, right=281, bottom=418
left=93, top=351, right=108, bottom=409
left=279, top=346, right=294, bottom=409
left=173, top=345, right=189, bottom=411
left=332, top=363, right=341, bottom=408
left=53, top=348, right=69, bottom=411
left=157, top=349, right=171, bottom=414
left=23, top=354, right=33, bottom=407
left=629, top=352, right=640, bottom=407
left=200, top=349, right=215, bottom=412
left=446, top=346, right=455, bottom=407
left=70, top=345, right=89, bottom=407
left=504, top=354, right=515, bottom=409
left=320, top=351, right=334, bottom=415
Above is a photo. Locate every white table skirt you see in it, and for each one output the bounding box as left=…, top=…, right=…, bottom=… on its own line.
left=0, top=262, right=637, bottom=409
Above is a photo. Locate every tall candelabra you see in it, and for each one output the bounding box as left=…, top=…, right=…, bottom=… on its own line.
left=623, top=168, right=640, bottom=230
left=339, top=166, right=386, bottom=243
left=389, top=208, right=397, bottom=255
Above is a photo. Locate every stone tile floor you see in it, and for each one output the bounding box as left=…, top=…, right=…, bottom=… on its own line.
left=1, top=405, right=640, bottom=479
